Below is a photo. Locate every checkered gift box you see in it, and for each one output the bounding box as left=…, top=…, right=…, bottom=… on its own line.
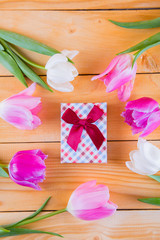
left=61, top=103, right=107, bottom=163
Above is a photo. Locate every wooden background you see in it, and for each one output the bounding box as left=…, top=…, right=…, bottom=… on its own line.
left=0, top=1, right=160, bottom=239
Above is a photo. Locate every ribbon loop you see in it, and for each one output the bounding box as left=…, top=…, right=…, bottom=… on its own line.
left=62, top=105, right=105, bottom=151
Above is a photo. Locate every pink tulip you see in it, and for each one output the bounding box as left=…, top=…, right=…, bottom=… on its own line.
left=121, top=97, right=160, bottom=137
left=8, top=149, right=47, bottom=190
left=67, top=180, right=117, bottom=220
left=91, top=54, right=137, bottom=102
left=0, top=83, right=41, bottom=130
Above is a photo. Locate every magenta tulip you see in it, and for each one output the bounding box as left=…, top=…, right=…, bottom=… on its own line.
left=0, top=83, right=41, bottom=130
left=122, top=97, right=160, bottom=137
left=8, top=149, right=47, bottom=190
left=67, top=180, right=117, bottom=220
left=91, top=54, right=137, bottom=102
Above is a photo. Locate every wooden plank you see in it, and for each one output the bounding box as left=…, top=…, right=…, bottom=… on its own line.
left=0, top=210, right=160, bottom=240
left=0, top=74, right=160, bottom=142
left=0, top=141, right=160, bottom=211
left=0, top=0, right=159, bottom=10
left=0, top=10, right=159, bottom=75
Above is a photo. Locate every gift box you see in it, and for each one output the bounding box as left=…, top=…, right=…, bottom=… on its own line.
left=61, top=103, right=107, bottom=163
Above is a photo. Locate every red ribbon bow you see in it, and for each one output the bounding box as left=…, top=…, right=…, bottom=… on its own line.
left=62, top=105, right=105, bottom=151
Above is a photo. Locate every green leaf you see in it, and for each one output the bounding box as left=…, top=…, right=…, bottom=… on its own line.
left=109, top=17, right=160, bottom=29
left=0, top=39, right=52, bottom=91
left=0, top=167, right=9, bottom=178
left=0, top=50, right=27, bottom=87
left=132, top=41, right=160, bottom=67
left=0, top=227, right=63, bottom=238
left=149, top=175, right=160, bottom=183
left=0, top=227, right=10, bottom=233
left=0, top=44, right=4, bottom=50
left=11, top=51, right=52, bottom=92
left=118, top=32, right=160, bottom=55
left=0, top=29, right=60, bottom=56
left=6, top=197, right=51, bottom=228
left=138, top=197, right=160, bottom=206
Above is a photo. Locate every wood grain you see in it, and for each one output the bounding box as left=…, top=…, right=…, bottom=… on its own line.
left=0, top=10, right=159, bottom=75
left=0, top=0, right=159, bottom=10
left=0, top=210, right=160, bottom=240
left=0, top=141, right=160, bottom=211
left=0, top=74, right=160, bottom=142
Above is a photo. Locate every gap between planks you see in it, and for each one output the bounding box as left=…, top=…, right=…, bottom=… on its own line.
left=1, top=8, right=160, bottom=11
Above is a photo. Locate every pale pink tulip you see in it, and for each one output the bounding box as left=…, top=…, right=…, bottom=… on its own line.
left=67, top=180, right=117, bottom=220
left=91, top=54, right=137, bottom=101
left=9, top=149, right=47, bottom=190
left=0, top=83, right=41, bottom=130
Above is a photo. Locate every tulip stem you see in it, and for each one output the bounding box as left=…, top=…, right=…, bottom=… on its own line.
left=10, top=46, right=46, bottom=70
left=0, top=164, right=8, bottom=168
left=14, top=208, right=67, bottom=227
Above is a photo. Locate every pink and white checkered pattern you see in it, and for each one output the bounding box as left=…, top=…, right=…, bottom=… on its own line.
left=61, top=103, right=107, bottom=163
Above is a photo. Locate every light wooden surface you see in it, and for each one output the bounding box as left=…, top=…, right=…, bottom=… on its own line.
left=0, top=142, right=160, bottom=211
left=0, top=74, right=160, bottom=142
left=0, top=211, right=160, bottom=240
left=0, top=1, right=160, bottom=240
left=0, top=0, right=159, bottom=9
left=0, top=10, right=160, bottom=75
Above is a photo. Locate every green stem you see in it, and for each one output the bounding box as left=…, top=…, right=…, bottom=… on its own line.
left=10, top=47, right=46, bottom=70
left=0, top=164, right=8, bottom=168
left=14, top=208, right=67, bottom=227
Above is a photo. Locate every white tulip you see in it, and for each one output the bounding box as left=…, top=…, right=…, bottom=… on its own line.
left=45, top=49, right=79, bottom=92
left=126, top=138, right=160, bottom=175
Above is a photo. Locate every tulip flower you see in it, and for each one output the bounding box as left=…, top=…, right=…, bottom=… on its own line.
left=121, top=97, right=160, bottom=137
left=0, top=83, right=41, bottom=130
left=91, top=54, right=137, bottom=102
left=67, top=180, right=117, bottom=220
left=8, top=149, right=47, bottom=190
left=126, top=138, right=160, bottom=175
left=45, top=49, right=79, bottom=92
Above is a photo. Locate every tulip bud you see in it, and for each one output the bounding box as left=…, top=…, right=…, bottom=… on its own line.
left=0, top=83, right=41, bottom=130
left=45, top=50, right=79, bottom=92
left=91, top=54, right=137, bottom=102
left=126, top=138, right=160, bottom=175
left=8, top=149, right=47, bottom=190
left=67, top=180, right=117, bottom=220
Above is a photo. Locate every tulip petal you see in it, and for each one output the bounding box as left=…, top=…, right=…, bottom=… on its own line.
left=31, top=102, right=42, bottom=115
left=16, top=83, right=36, bottom=96
left=13, top=149, right=47, bottom=160
left=0, top=103, right=36, bottom=130
left=32, top=115, right=41, bottom=129
left=9, top=175, right=42, bottom=190
left=128, top=148, right=160, bottom=175
left=117, top=79, right=134, bottom=102
left=47, top=79, right=74, bottom=92
left=45, top=54, right=67, bottom=69
left=47, top=62, right=78, bottom=84
left=91, top=55, right=121, bottom=81
left=69, top=188, right=110, bottom=211
left=140, top=110, right=160, bottom=137
left=73, top=202, right=117, bottom=220
left=61, top=50, right=79, bottom=60
left=138, top=138, right=160, bottom=169
left=126, top=160, right=151, bottom=175
left=126, top=97, right=159, bottom=113
left=106, top=67, right=134, bottom=92
left=5, top=96, right=41, bottom=111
